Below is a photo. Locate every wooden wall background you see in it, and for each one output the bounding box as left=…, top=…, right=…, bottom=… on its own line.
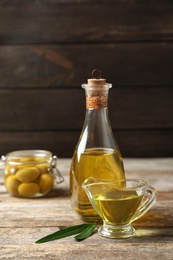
left=0, top=0, right=173, bottom=158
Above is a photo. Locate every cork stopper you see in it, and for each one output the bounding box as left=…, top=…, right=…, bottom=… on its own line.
left=88, top=69, right=106, bottom=87
left=83, top=69, right=111, bottom=109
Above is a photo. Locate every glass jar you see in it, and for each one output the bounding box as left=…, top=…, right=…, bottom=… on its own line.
left=2, top=150, right=64, bottom=198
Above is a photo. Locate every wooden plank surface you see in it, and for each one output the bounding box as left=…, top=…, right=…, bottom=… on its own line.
left=0, top=0, right=173, bottom=43
left=0, top=87, right=172, bottom=131
left=0, top=86, right=172, bottom=157
left=0, top=130, right=173, bottom=158
left=0, top=158, right=173, bottom=260
left=0, top=44, right=173, bottom=87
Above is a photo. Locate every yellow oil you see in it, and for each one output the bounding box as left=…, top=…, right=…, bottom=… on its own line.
left=70, top=147, right=125, bottom=221
left=92, top=190, right=143, bottom=225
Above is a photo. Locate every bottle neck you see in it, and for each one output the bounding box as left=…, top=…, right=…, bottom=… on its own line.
left=86, top=96, right=108, bottom=109
left=82, top=83, right=112, bottom=110
left=79, top=81, right=116, bottom=150
left=84, top=107, right=110, bottom=129
left=81, top=107, right=116, bottom=151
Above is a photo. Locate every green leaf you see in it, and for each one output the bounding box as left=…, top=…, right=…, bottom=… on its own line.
left=35, top=223, right=96, bottom=244
left=75, top=223, right=96, bottom=241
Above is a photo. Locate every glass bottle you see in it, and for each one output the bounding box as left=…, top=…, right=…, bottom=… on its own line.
left=70, top=70, right=125, bottom=221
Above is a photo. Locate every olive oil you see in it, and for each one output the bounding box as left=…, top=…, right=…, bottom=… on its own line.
left=92, top=191, right=143, bottom=225
left=70, top=147, right=125, bottom=221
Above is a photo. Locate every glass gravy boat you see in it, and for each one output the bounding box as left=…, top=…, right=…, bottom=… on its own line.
left=82, top=177, right=157, bottom=239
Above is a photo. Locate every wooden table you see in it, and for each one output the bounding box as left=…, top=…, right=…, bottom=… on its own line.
left=0, top=158, right=173, bottom=260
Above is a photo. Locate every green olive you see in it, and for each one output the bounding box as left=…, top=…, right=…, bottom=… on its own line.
left=18, top=183, right=40, bottom=197
left=5, top=175, right=20, bottom=196
left=36, top=163, right=49, bottom=174
left=38, top=174, right=54, bottom=194
left=15, top=167, right=40, bottom=182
